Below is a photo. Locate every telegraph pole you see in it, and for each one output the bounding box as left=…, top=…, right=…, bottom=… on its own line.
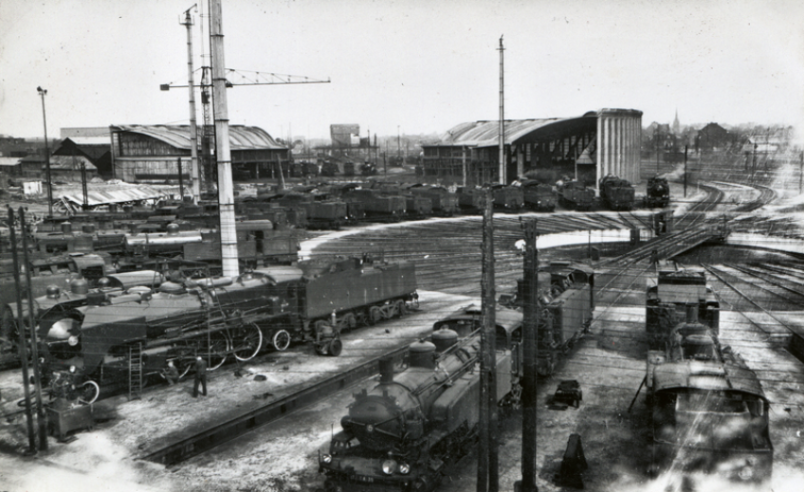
left=20, top=208, right=48, bottom=451
left=478, top=186, right=498, bottom=492
left=683, top=145, right=688, bottom=198
left=498, top=36, right=506, bottom=184
left=518, top=219, right=539, bottom=492
left=799, top=151, right=803, bottom=194
left=36, top=87, right=53, bottom=217
left=8, top=208, right=36, bottom=454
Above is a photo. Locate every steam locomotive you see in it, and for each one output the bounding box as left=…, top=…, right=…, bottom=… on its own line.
left=644, top=262, right=772, bottom=484
left=599, top=175, right=635, bottom=211
left=646, top=176, right=670, bottom=208
left=557, top=180, right=595, bottom=210
left=319, top=325, right=519, bottom=492
left=36, top=255, right=417, bottom=402
left=521, top=180, right=556, bottom=212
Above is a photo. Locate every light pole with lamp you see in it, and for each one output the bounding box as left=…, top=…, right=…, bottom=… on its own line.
left=37, top=86, right=53, bottom=217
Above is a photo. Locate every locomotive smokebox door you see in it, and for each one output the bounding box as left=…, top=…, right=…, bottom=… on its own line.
left=553, top=380, right=583, bottom=408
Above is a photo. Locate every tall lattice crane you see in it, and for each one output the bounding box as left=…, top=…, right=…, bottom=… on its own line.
left=161, top=5, right=329, bottom=195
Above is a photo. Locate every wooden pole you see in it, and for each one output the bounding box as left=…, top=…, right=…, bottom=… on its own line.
left=683, top=145, right=688, bottom=198
left=477, top=187, right=494, bottom=492
left=520, top=219, right=539, bottom=492
left=8, top=208, right=36, bottom=454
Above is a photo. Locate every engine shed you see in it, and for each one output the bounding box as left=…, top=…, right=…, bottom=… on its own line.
left=109, top=124, right=290, bottom=185
left=420, top=108, right=642, bottom=192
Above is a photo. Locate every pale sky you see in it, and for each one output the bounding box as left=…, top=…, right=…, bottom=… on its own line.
left=1, top=0, right=803, bottom=141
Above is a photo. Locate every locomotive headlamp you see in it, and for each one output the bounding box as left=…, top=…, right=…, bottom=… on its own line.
left=321, top=454, right=332, bottom=464
left=67, top=335, right=79, bottom=346
left=382, top=459, right=398, bottom=475
left=398, top=462, right=411, bottom=474
left=47, top=318, right=76, bottom=340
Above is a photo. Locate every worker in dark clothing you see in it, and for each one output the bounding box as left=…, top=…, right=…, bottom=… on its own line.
left=193, top=356, right=208, bottom=397
left=165, top=361, right=180, bottom=385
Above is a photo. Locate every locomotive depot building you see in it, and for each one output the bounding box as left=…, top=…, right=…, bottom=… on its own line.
left=109, top=124, right=290, bottom=183
left=420, top=108, right=642, bottom=191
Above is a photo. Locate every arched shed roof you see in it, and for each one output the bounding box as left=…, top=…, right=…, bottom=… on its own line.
left=433, top=115, right=599, bottom=148
left=111, top=124, right=286, bottom=150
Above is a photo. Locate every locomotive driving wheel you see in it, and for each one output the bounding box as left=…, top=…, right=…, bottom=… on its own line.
left=272, top=329, right=291, bottom=351
left=231, top=323, right=263, bottom=361
left=203, top=331, right=231, bottom=370
left=368, top=306, right=382, bottom=325
left=394, top=300, right=407, bottom=317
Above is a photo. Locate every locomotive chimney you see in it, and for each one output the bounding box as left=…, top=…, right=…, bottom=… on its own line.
left=61, top=221, right=72, bottom=235
left=409, top=340, right=436, bottom=369
left=379, top=357, right=395, bottom=384
left=686, top=303, right=698, bottom=323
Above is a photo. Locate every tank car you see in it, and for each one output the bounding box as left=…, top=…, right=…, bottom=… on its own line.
left=557, top=180, right=595, bottom=210
left=645, top=304, right=772, bottom=484
left=521, top=180, right=556, bottom=212
left=646, top=176, right=670, bottom=208
left=38, top=256, right=417, bottom=400
left=599, top=175, right=635, bottom=211
left=319, top=326, right=519, bottom=492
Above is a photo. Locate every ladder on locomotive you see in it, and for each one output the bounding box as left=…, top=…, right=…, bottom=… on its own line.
left=128, top=342, right=143, bottom=401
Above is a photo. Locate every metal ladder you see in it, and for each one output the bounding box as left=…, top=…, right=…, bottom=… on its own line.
left=128, top=343, right=143, bottom=401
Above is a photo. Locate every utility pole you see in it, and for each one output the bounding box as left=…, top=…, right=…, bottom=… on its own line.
left=177, top=157, right=185, bottom=200
left=498, top=36, right=506, bottom=185
left=36, top=87, right=53, bottom=217
left=478, top=186, right=498, bottom=492
left=181, top=6, right=201, bottom=203
left=20, top=208, right=47, bottom=451
left=8, top=208, right=36, bottom=454
left=462, top=146, right=467, bottom=188
left=683, top=145, right=688, bottom=198
left=799, top=151, right=803, bottom=194
left=209, top=0, right=238, bottom=277
left=518, top=219, right=539, bottom=492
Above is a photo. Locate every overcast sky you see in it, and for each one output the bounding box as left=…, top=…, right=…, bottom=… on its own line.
left=1, top=0, right=803, bottom=141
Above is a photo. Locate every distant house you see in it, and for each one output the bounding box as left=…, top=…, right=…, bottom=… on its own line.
left=696, top=123, right=734, bottom=151
left=52, top=137, right=112, bottom=178
left=0, top=157, right=22, bottom=177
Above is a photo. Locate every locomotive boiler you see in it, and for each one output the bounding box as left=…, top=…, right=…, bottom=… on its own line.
left=319, top=326, right=518, bottom=492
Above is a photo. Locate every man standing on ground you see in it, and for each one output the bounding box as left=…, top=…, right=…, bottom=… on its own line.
left=193, top=356, right=208, bottom=397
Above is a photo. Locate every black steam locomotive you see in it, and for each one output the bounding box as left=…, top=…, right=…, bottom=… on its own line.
left=557, top=180, right=595, bottom=210
left=599, top=175, right=635, bottom=211
left=319, top=323, right=519, bottom=492
left=645, top=262, right=772, bottom=484
left=36, top=256, right=417, bottom=402
left=646, top=176, right=670, bottom=208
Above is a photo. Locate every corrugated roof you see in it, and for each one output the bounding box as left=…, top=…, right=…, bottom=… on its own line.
left=112, top=125, right=287, bottom=151
left=58, top=185, right=168, bottom=207
left=434, top=118, right=570, bottom=147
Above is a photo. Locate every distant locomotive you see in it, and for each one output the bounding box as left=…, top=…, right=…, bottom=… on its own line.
left=37, top=256, right=417, bottom=402
left=599, top=175, right=635, bottom=211
left=645, top=263, right=772, bottom=484
left=491, top=184, right=525, bottom=211
left=646, top=176, right=670, bottom=208
left=557, top=180, right=595, bottom=210
left=521, top=180, right=556, bottom=212
left=319, top=325, right=519, bottom=492
left=408, top=185, right=459, bottom=216
left=321, top=161, right=340, bottom=177
left=645, top=261, right=719, bottom=350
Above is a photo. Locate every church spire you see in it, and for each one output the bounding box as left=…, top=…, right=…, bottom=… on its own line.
left=672, top=109, right=680, bottom=135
